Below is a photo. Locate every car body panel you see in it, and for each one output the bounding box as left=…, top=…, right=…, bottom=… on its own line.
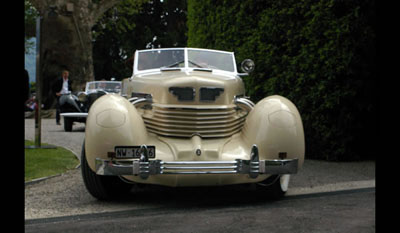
left=124, top=71, right=245, bottom=106
left=84, top=48, right=304, bottom=187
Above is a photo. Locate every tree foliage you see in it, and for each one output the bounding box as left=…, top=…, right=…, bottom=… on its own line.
left=27, top=0, right=125, bottom=108
left=25, top=0, right=39, bottom=54
left=188, top=0, right=376, bottom=161
left=92, top=0, right=187, bottom=80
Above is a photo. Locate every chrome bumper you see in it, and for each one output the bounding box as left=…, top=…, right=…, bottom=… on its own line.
left=95, top=145, right=299, bottom=179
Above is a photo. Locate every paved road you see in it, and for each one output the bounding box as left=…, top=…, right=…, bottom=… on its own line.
left=25, top=188, right=375, bottom=233
left=24, top=118, right=375, bottom=229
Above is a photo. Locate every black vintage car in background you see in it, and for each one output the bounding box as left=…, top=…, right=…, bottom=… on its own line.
left=60, top=81, right=121, bottom=131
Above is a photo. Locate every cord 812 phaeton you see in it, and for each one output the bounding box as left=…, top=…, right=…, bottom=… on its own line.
left=81, top=48, right=305, bottom=200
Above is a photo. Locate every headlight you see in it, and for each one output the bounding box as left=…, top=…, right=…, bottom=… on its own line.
left=240, top=59, right=255, bottom=73
left=78, top=92, right=87, bottom=102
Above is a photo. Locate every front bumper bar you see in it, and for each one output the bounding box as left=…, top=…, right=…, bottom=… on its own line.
left=95, top=145, right=298, bottom=179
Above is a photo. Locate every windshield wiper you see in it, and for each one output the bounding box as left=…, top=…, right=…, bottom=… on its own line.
left=160, top=67, right=181, bottom=72
left=163, top=60, right=205, bottom=68
left=193, top=68, right=212, bottom=72
left=164, top=60, right=184, bottom=68
left=188, top=60, right=204, bottom=68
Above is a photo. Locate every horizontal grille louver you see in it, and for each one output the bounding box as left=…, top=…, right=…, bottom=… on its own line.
left=141, top=104, right=247, bottom=138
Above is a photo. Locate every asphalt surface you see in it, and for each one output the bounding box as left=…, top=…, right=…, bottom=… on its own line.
left=24, top=118, right=375, bottom=231
left=25, top=188, right=375, bottom=233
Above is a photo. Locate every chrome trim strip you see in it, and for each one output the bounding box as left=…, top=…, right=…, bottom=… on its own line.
left=161, top=171, right=238, bottom=175
left=161, top=166, right=238, bottom=170
left=95, top=158, right=133, bottom=176
left=130, top=97, right=153, bottom=108
left=234, top=97, right=255, bottom=112
left=161, top=161, right=237, bottom=165
left=60, top=113, right=88, bottom=118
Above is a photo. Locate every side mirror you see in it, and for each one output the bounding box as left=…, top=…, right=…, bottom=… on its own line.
left=240, top=59, right=255, bottom=73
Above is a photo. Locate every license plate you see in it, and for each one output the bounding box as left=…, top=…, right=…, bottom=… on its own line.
left=115, top=146, right=156, bottom=159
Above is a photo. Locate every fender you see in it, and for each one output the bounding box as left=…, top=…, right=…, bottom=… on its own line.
left=60, top=94, right=82, bottom=112
left=241, top=95, right=305, bottom=169
left=85, top=94, right=148, bottom=171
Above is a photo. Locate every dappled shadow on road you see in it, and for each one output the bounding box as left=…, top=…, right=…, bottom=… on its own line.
left=101, top=183, right=280, bottom=209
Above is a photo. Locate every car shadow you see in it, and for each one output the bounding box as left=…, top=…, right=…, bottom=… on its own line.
left=108, top=183, right=280, bottom=208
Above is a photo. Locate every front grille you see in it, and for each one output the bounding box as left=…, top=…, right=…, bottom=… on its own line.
left=141, top=104, right=247, bottom=138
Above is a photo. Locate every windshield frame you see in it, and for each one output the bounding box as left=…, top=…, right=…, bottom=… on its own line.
left=133, top=48, right=238, bottom=76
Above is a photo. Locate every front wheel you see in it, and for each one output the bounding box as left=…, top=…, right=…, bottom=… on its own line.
left=81, top=141, right=132, bottom=200
left=256, top=174, right=291, bottom=199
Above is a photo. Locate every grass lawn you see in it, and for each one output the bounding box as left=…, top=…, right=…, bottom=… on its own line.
left=25, top=140, right=80, bottom=182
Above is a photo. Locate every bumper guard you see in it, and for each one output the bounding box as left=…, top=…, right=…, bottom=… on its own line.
left=95, top=145, right=298, bottom=179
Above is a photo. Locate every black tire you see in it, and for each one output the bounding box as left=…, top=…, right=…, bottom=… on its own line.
left=256, top=175, right=287, bottom=200
left=64, top=117, right=73, bottom=132
left=81, top=141, right=132, bottom=200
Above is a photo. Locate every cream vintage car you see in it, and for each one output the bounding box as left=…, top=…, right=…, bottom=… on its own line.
left=81, top=48, right=305, bottom=200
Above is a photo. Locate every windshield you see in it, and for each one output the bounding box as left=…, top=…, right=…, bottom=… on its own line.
left=137, top=49, right=185, bottom=70
left=86, top=81, right=121, bottom=93
left=188, top=49, right=235, bottom=72
left=135, top=48, right=236, bottom=73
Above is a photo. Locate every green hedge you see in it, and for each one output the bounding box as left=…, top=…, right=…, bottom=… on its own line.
left=188, top=0, right=376, bottom=161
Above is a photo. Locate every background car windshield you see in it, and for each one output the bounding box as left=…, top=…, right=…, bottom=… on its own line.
left=188, top=49, right=235, bottom=72
left=137, top=49, right=184, bottom=70
left=88, top=82, right=121, bottom=93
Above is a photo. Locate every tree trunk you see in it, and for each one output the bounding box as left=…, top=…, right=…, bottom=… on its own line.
left=30, top=0, right=121, bottom=109
left=39, top=13, right=92, bottom=108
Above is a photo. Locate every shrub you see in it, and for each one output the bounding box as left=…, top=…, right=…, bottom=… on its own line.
left=187, top=0, right=376, bottom=160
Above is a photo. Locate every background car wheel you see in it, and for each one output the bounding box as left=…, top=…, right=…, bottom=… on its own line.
left=81, top=141, right=132, bottom=201
left=256, top=174, right=290, bottom=199
left=64, top=118, right=73, bottom=132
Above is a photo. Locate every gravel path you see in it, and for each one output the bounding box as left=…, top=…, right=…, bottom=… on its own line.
left=24, top=119, right=375, bottom=220
left=25, top=119, right=162, bottom=219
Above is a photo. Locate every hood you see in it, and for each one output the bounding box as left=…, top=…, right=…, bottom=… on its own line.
left=125, top=70, right=245, bottom=106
